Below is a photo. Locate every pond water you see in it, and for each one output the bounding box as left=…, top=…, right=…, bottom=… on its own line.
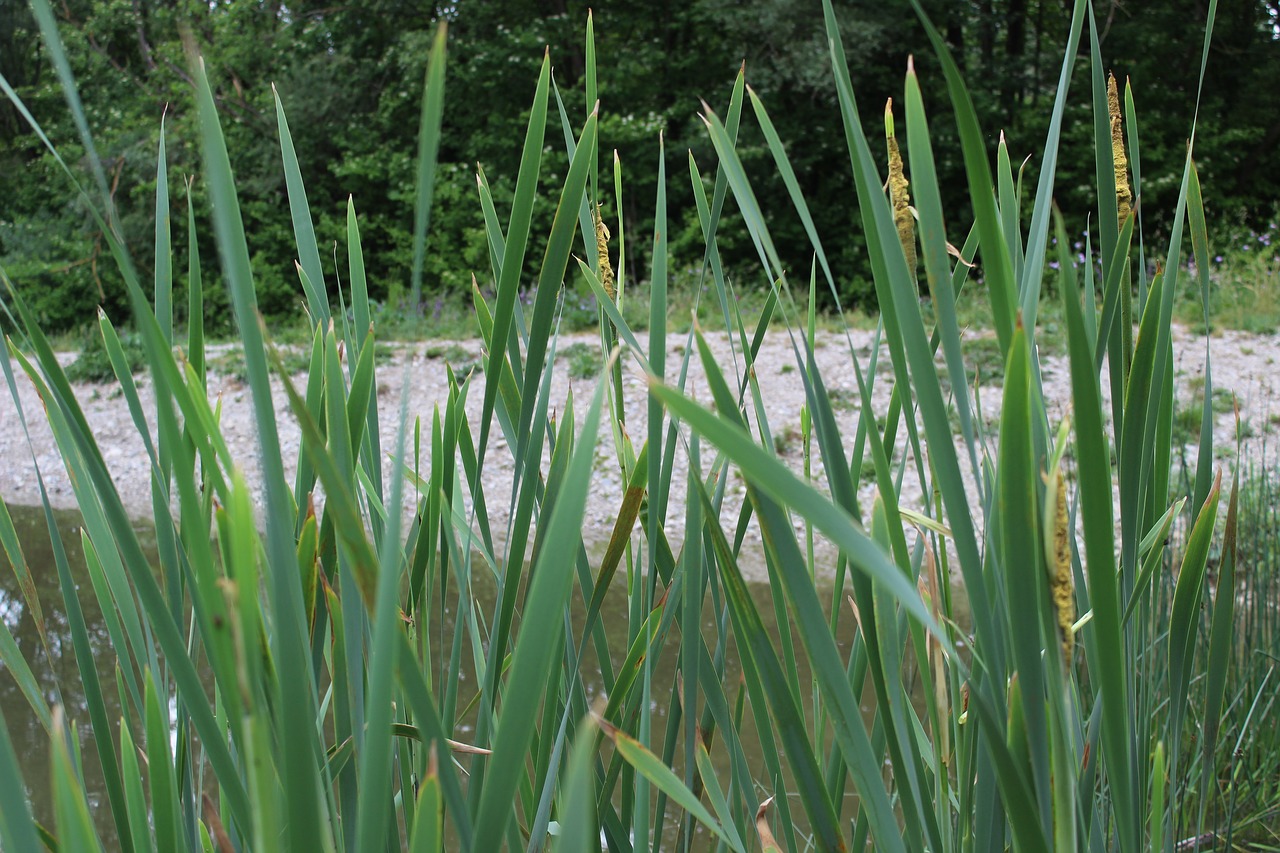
left=0, top=504, right=965, bottom=850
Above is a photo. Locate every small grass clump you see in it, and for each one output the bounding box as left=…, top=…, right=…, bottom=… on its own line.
left=208, top=347, right=311, bottom=382
left=1175, top=224, right=1280, bottom=334
left=559, top=341, right=600, bottom=379
left=64, top=328, right=147, bottom=382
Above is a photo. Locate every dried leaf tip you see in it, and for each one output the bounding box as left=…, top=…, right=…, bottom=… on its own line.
left=755, top=797, right=782, bottom=853
left=1108, top=72, right=1132, bottom=228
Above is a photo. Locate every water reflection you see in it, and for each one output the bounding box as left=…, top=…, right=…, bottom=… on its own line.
left=0, top=505, right=143, bottom=848
left=0, top=504, right=967, bottom=850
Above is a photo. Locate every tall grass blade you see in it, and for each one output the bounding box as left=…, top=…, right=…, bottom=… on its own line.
left=471, top=377, right=605, bottom=850
left=273, top=87, right=330, bottom=328
left=190, top=49, right=321, bottom=847
left=410, top=23, right=448, bottom=306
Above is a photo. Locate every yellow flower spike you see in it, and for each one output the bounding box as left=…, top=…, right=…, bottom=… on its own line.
left=1050, top=471, right=1075, bottom=665
left=593, top=201, right=615, bottom=301
left=1108, top=72, right=1132, bottom=229
left=885, top=97, right=916, bottom=274
left=1042, top=417, right=1076, bottom=668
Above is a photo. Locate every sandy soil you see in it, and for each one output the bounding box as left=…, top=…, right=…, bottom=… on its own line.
left=1, top=325, right=1276, bottom=581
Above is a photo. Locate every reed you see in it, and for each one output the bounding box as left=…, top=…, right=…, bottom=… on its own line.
left=0, top=1, right=1259, bottom=850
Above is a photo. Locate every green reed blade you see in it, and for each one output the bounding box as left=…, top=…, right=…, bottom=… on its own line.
left=581, top=441, right=648, bottom=641
left=678, top=74, right=745, bottom=393
left=1087, top=6, right=1120, bottom=267
left=473, top=333, right=568, bottom=779
left=1092, top=208, right=1137, bottom=368
left=275, top=352, right=380, bottom=611
left=1060, top=208, right=1136, bottom=850
left=1168, top=475, right=1221, bottom=776
left=27, top=486, right=133, bottom=852
left=514, top=109, right=598, bottom=466
left=998, top=324, right=1054, bottom=829
left=144, top=671, right=182, bottom=853
left=526, top=699, right=573, bottom=853
left=120, top=715, right=154, bottom=853
left=347, top=201, right=385, bottom=514
left=584, top=9, right=598, bottom=200
left=690, top=470, right=864, bottom=852
left=898, top=0, right=1015, bottom=352
left=346, top=329, right=377, bottom=461
left=184, top=181, right=205, bottom=385
left=1018, top=0, right=1086, bottom=328
left=797, top=330, right=930, bottom=839
left=191, top=50, right=326, bottom=848
left=1150, top=742, right=1167, bottom=853
left=0, top=699, right=39, bottom=853
left=154, top=120, right=173, bottom=342
left=80, top=532, right=145, bottom=719
left=822, top=3, right=997, bottom=696
left=471, top=376, right=605, bottom=850
left=0, top=493, right=49, bottom=662
left=1187, top=162, right=1216, bottom=516
left=551, top=82, right=598, bottom=278
left=354, top=376, right=412, bottom=852
left=347, top=198, right=371, bottom=342
left=408, top=746, right=444, bottom=853
left=0, top=595, right=50, bottom=734
left=577, top=259, right=646, bottom=361
left=699, top=110, right=786, bottom=287
left=643, top=143, right=671, bottom=844
left=50, top=711, right=107, bottom=853
left=776, top=476, right=943, bottom=850
left=476, top=52, right=551, bottom=471
left=904, top=58, right=979, bottom=460
left=410, top=22, right=448, bottom=306
left=1198, top=464, right=1238, bottom=834
left=1119, top=266, right=1168, bottom=576
left=603, top=715, right=744, bottom=853
left=475, top=165, right=507, bottom=285
left=748, top=89, right=835, bottom=291
left=997, top=133, right=1023, bottom=285
left=654, top=379, right=950, bottom=652
left=557, top=713, right=600, bottom=853
left=1122, top=498, right=1186, bottom=628
left=680, top=441, right=705, bottom=820
left=273, top=87, right=330, bottom=328
left=693, top=739, right=749, bottom=853
left=1123, top=79, right=1147, bottom=302
left=28, top=0, right=118, bottom=230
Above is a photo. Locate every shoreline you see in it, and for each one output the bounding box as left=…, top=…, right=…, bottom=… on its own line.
left=1, top=325, right=1275, bottom=582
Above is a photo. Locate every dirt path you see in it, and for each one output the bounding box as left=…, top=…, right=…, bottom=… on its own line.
left=1, top=325, right=1275, bottom=581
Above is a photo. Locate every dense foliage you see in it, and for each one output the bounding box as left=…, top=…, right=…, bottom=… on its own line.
left=3, top=0, right=1279, bottom=333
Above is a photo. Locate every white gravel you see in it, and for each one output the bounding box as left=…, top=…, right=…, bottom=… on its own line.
left=1, top=325, right=1276, bottom=581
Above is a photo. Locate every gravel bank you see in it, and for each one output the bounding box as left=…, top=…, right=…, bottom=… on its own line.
left=1, top=325, right=1275, bottom=581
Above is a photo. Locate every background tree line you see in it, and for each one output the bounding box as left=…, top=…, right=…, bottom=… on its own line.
left=2, top=0, right=1277, bottom=335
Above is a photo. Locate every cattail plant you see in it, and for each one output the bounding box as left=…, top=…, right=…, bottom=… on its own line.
left=0, top=0, right=1252, bottom=851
